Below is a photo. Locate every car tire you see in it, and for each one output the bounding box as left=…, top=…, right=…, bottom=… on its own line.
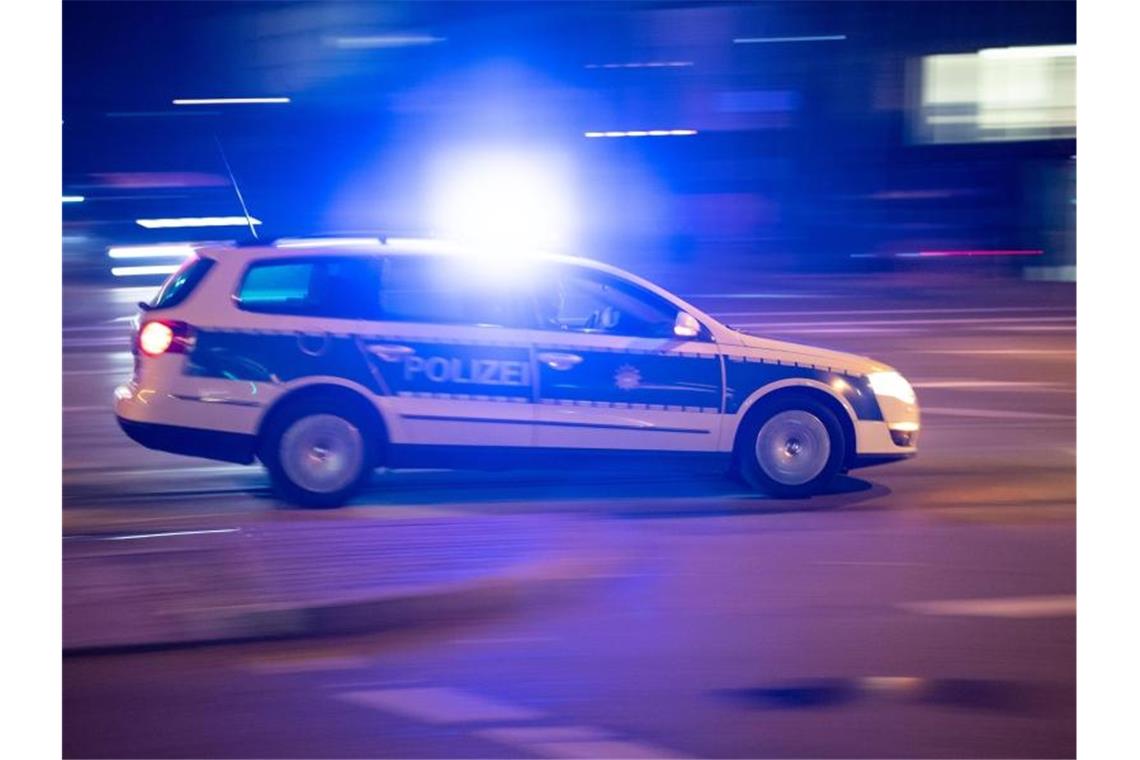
left=260, top=397, right=376, bottom=508
left=737, top=395, right=846, bottom=498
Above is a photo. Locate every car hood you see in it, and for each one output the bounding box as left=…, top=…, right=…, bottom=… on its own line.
left=724, top=330, right=892, bottom=376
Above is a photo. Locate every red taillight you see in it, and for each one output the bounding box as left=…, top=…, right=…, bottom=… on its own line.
left=137, top=320, right=194, bottom=357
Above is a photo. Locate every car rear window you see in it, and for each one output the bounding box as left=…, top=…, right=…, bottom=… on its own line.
left=149, top=256, right=215, bottom=310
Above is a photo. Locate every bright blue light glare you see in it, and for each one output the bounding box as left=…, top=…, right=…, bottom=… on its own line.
left=62, top=195, right=85, bottom=203
left=428, top=150, right=575, bottom=258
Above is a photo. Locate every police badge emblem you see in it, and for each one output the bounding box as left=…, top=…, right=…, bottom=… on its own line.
left=614, top=364, right=642, bottom=390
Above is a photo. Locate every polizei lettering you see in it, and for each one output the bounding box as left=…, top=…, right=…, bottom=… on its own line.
left=403, top=356, right=531, bottom=387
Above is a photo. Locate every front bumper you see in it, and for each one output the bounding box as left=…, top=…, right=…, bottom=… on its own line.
left=848, top=451, right=916, bottom=470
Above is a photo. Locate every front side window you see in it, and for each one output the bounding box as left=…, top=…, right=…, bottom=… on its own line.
left=532, top=266, right=681, bottom=338
left=378, top=256, right=532, bottom=328
left=235, top=257, right=380, bottom=319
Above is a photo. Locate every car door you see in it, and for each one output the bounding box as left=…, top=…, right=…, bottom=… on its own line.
left=358, top=255, right=537, bottom=449
left=529, top=264, right=723, bottom=452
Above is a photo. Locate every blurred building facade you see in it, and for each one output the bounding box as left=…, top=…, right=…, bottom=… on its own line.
left=63, top=1, right=1076, bottom=278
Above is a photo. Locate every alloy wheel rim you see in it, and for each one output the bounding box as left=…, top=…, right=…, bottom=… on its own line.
left=280, top=414, right=364, bottom=493
left=755, top=410, right=831, bottom=486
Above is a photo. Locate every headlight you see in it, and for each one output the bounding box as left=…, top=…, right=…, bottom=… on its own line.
left=868, top=371, right=916, bottom=404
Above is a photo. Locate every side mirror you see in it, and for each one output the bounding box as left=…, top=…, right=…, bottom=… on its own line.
left=674, top=311, right=701, bottom=339
left=137, top=301, right=152, bottom=312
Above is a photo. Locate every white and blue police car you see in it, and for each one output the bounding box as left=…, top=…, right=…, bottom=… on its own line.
left=115, top=238, right=919, bottom=506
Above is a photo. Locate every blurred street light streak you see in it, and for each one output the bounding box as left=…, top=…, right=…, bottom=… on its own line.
left=853, top=250, right=1043, bottom=258
left=107, top=244, right=198, bottom=260
left=111, top=264, right=182, bottom=277
left=978, top=45, right=1075, bottom=59
left=911, top=249, right=1044, bottom=258
left=172, top=97, right=290, bottom=105
left=734, top=35, right=847, bottom=44
left=62, top=195, right=85, bottom=203
left=584, top=129, right=698, bottom=138
left=585, top=61, right=693, bottom=69
left=331, top=35, right=445, bottom=49
left=136, top=216, right=262, bottom=229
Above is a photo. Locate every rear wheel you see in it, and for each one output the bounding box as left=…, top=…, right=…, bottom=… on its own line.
left=261, top=398, right=375, bottom=508
left=737, top=396, right=846, bottom=498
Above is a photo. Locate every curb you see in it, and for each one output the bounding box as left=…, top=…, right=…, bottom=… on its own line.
left=63, top=545, right=622, bottom=656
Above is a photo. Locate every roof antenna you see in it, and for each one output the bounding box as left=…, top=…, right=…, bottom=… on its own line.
left=213, top=132, right=259, bottom=240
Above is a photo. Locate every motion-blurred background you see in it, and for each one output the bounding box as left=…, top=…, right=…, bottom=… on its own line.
left=62, top=4, right=1078, bottom=758
left=63, top=0, right=1075, bottom=281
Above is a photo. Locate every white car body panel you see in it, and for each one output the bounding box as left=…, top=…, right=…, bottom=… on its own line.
left=114, top=240, right=919, bottom=468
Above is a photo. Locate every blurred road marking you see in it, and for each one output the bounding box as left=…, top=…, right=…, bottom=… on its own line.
left=64, top=368, right=129, bottom=377
left=912, top=380, right=1073, bottom=392
left=746, top=327, right=919, bottom=335
left=63, top=338, right=131, bottom=349
left=62, top=325, right=131, bottom=333
left=479, top=726, right=609, bottom=742
left=63, top=464, right=252, bottom=478
left=979, top=325, right=1075, bottom=332
left=712, top=306, right=1073, bottom=318
left=242, top=656, right=374, bottom=674
left=63, top=509, right=239, bottom=534
left=111, top=528, right=240, bottom=540
left=814, top=560, right=927, bottom=567
left=732, top=316, right=1075, bottom=328
left=477, top=726, right=684, bottom=759
left=336, top=687, right=544, bottom=723
left=454, top=636, right=559, bottom=646
left=333, top=689, right=683, bottom=758
left=902, top=594, right=1075, bottom=618
left=922, top=407, right=1075, bottom=420
left=925, top=504, right=1074, bottom=524
left=918, top=349, right=1075, bottom=356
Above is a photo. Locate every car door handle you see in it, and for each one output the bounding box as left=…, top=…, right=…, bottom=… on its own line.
left=537, top=352, right=582, bottom=370
left=366, top=344, right=415, bottom=362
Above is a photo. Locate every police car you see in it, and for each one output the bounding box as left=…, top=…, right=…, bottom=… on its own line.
left=115, top=239, right=919, bottom=507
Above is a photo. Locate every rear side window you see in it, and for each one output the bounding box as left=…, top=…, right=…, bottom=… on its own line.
left=149, top=256, right=215, bottom=310
left=235, top=257, right=381, bottom=319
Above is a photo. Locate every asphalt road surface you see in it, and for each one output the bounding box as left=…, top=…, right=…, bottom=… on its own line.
left=62, top=268, right=1076, bottom=758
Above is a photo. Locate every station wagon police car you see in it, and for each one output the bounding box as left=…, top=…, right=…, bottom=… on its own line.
left=115, top=239, right=919, bottom=506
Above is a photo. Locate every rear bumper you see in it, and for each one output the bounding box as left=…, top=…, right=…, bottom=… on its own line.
left=116, top=417, right=257, bottom=464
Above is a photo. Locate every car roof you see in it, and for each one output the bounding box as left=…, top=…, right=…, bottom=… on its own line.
left=195, top=238, right=625, bottom=276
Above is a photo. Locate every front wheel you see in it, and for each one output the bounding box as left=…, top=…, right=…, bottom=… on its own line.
left=737, top=397, right=846, bottom=498
left=261, top=400, right=374, bottom=508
